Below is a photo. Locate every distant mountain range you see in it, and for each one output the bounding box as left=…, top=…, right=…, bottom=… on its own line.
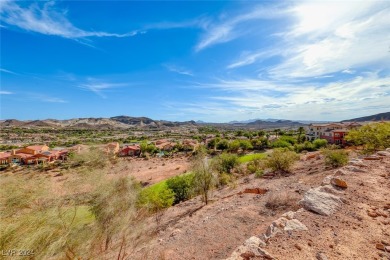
left=1, top=112, right=388, bottom=129
left=341, top=112, right=390, bottom=122
left=228, top=118, right=331, bottom=124
left=0, top=116, right=196, bottom=129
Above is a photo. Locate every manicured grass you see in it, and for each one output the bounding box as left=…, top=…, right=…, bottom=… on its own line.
left=238, top=153, right=267, bottom=163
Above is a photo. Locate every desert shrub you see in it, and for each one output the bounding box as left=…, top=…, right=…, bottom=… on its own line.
left=90, top=176, right=141, bottom=250
left=212, top=153, right=239, bottom=174
left=247, top=158, right=263, bottom=174
left=207, top=138, right=220, bottom=149
left=251, top=137, right=269, bottom=150
left=265, top=191, right=300, bottom=211
left=254, top=170, right=264, bottom=178
left=279, top=136, right=297, bottom=145
left=313, top=139, right=328, bottom=149
left=140, top=141, right=158, bottom=154
left=166, top=173, right=194, bottom=204
left=191, top=155, right=217, bottom=205
left=345, top=122, right=390, bottom=153
left=0, top=176, right=94, bottom=259
left=264, top=148, right=299, bottom=173
left=294, top=141, right=316, bottom=153
left=239, top=140, right=253, bottom=151
left=68, top=147, right=109, bottom=169
left=271, top=139, right=292, bottom=149
left=218, top=172, right=233, bottom=186
left=322, top=148, right=349, bottom=168
left=137, top=182, right=174, bottom=227
left=216, top=139, right=229, bottom=150
left=228, top=140, right=241, bottom=152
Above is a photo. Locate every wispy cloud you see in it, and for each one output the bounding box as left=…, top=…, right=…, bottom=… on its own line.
left=0, top=1, right=140, bottom=40
left=195, top=6, right=285, bottom=51
left=0, top=68, right=18, bottom=75
left=0, top=90, right=13, bottom=95
left=164, top=64, right=194, bottom=76
left=175, top=72, right=390, bottom=121
left=227, top=49, right=282, bottom=69
left=78, top=79, right=127, bottom=98
left=23, top=93, right=67, bottom=103
left=268, top=0, right=390, bottom=78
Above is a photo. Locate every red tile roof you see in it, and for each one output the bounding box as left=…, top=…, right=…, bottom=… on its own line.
left=11, top=153, right=33, bottom=159
left=26, top=145, right=47, bottom=151
left=0, top=152, right=11, bottom=160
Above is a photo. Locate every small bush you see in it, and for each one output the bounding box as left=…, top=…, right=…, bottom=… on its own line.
left=166, top=174, right=194, bottom=204
left=246, top=158, right=263, bottom=174
left=322, top=149, right=349, bottom=168
left=313, top=139, right=328, bottom=149
left=265, top=191, right=299, bottom=211
left=264, top=148, right=299, bottom=173
left=212, top=153, right=239, bottom=174
left=218, top=172, right=233, bottom=186
left=254, top=170, right=264, bottom=178
left=271, top=140, right=292, bottom=149
left=216, top=139, right=229, bottom=150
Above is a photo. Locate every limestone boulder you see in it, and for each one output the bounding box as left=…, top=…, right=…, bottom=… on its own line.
left=300, top=187, right=343, bottom=216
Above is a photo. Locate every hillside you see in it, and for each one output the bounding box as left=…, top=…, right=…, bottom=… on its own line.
left=0, top=116, right=197, bottom=129
left=342, top=112, right=390, bottom=122
left=133, top=150, right=390, bottom=260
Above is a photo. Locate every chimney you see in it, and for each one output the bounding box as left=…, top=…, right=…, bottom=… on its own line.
left=11, top=149, right=16, bottom=155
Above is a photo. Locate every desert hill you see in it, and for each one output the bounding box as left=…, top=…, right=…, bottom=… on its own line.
left=342, top=111, right=390, bottom=122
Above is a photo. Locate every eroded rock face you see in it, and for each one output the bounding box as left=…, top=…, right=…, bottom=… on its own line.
left=300, top=187, right=343, bottom=216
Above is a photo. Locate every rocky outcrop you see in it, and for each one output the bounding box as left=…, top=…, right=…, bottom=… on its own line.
left=226, top=210, right=308, bottom=259
left=300, top=187, right=343, bottom=216
left=226, top=236, right=274, bottom=260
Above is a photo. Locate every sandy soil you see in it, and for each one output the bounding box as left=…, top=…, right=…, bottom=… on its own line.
left=131, top=152, right=390, bottom=260
left=120, top=156, right=191, bottom=185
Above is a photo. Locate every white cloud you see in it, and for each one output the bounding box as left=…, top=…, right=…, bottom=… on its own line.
left=0, top=91, right=13, bottom=95
left=0, top=1, right=139, bottom=39
left=78, top=80, right=127, bottom=98
left=179, top=72, right=390, bottom=121
left=227, top=49, right=282, bottom=69
left=164, top=64, right=194, bottom=76
left=269, top=0, right=390, bottom=78
left=195, top=6, right=285, bottom=51
left=0, top=68, right=18, bottom=75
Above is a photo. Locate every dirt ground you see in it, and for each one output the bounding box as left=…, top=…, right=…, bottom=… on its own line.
left=131, top=152, right=390, bottom=260
left=119, top=155, right=191, bottom=185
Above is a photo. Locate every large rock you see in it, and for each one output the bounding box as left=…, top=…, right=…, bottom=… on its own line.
left=377, top=151, right=390, bottom=156
left=300, top=187, right=343, bottom=216
left=264, top=216, right=307, bottom=241
left=284, top=219, right=308, bottom=232
left=227, top=236, right=274, bottom=260
left=330, top=177, right=348, bottom=189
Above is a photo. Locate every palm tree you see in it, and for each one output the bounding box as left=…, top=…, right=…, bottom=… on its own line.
left=297, top=126, right=305, bottom=143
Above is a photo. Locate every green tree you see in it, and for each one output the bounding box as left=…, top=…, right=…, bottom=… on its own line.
left=297, top=126, right=305, bottom=144
left=345, top=122, right=390, bottom=153
left=192, top=156, right=216, bottom=205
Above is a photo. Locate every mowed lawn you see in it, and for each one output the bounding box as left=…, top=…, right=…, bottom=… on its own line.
left=238, top=153, right=267, bottom=163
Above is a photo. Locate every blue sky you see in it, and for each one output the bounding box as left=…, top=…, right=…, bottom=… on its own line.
left=0, top=0, right=389, bottom=122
